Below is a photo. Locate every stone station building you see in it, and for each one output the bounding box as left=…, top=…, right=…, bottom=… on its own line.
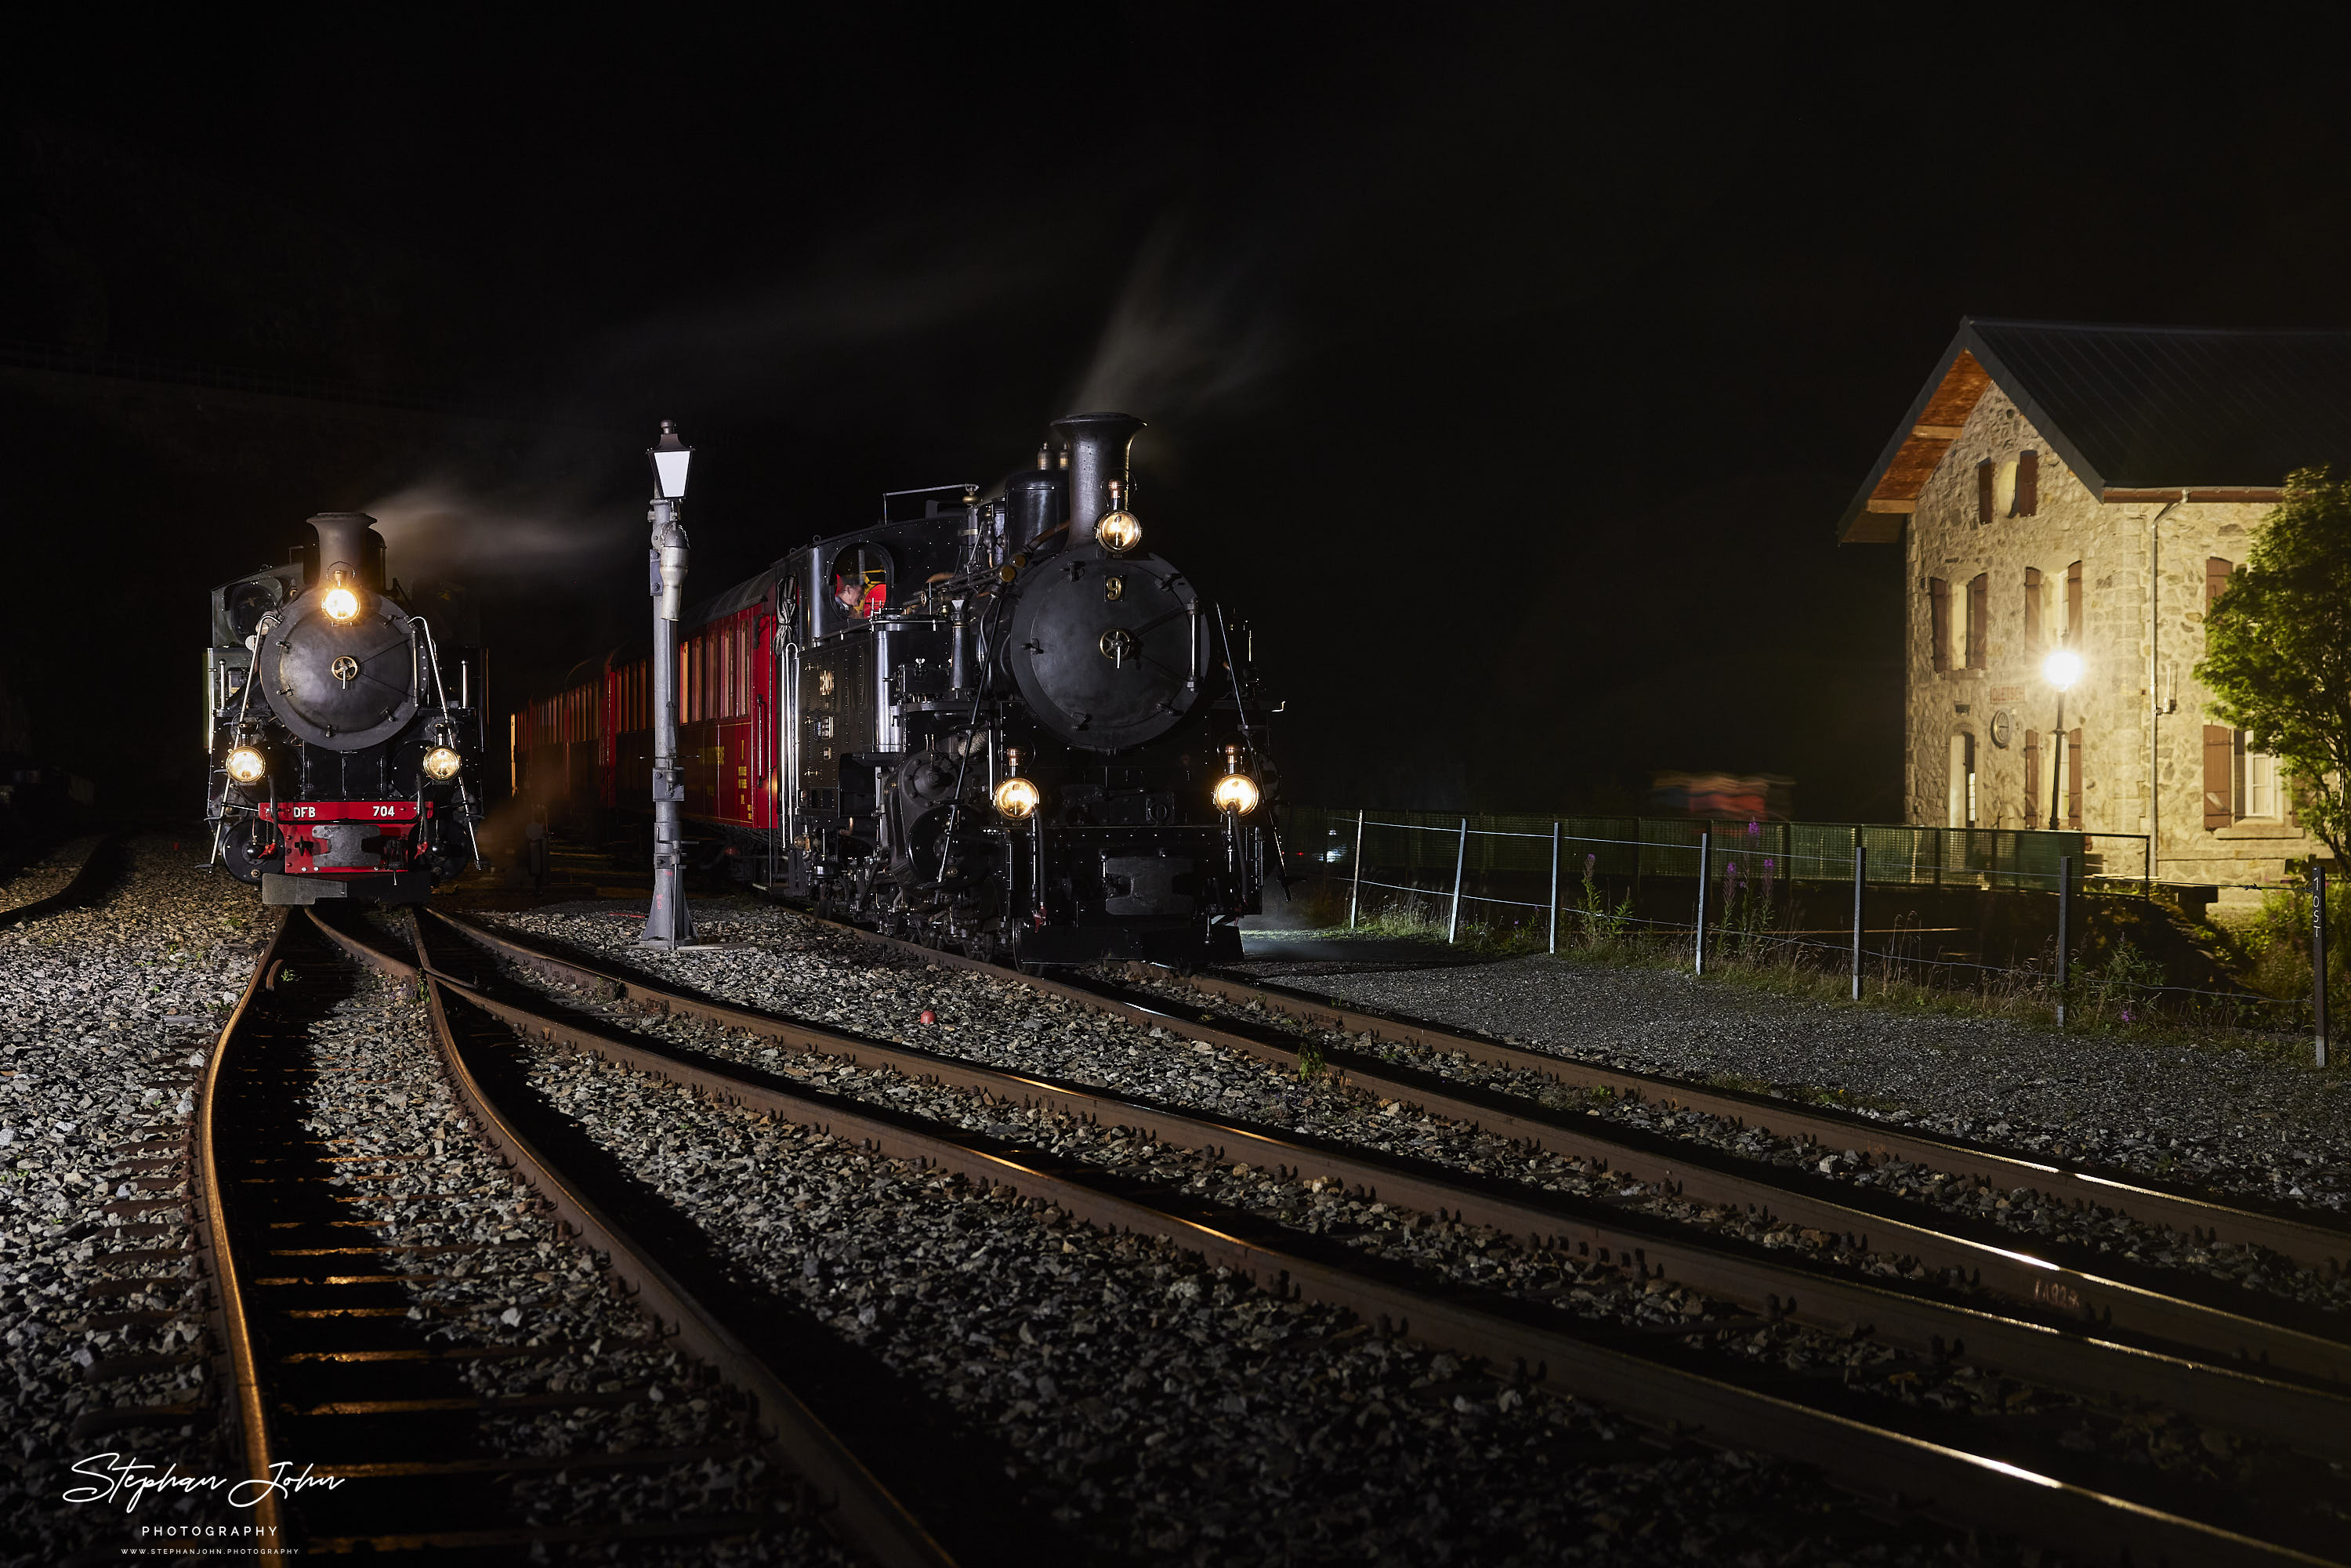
left=1839, top=319, right=2351, bottom=904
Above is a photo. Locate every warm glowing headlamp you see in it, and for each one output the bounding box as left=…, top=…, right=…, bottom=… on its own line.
left=422, top=746, right=462, bottom=780
left=321, top=573, right=360, bottom=622
left=1096, top=477, right=1143, bottom=555
left=1096, top=509, right=1142, bottom=554
left=994, top=748, right=1041, bottom=820
left=1212, top=772, right=1261, bottom=815
left=225, top=746, right=267, bottom=784
left=1212, top=742, right=1260, bottom=815
left=993, top=776, right=1041, bottom=821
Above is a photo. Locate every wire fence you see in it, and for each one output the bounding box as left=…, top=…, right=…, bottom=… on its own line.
left=1283, top=806, right=2332, bottom=1063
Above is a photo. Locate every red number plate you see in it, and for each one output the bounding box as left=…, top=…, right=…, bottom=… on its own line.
left=261, top=801, right=422, bottom=822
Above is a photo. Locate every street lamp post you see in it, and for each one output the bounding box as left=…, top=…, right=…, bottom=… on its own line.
left=643, top=421, right=696, bottom=951
left=2044, top=646, right=2083, bottom=833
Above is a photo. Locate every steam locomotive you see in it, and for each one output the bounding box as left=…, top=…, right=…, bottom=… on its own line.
left=205, top=512, right=487, bottom=904
left=511, top=412, right=1280, bottom=966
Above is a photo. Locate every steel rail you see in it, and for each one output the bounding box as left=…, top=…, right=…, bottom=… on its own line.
left=408, top=911, right=2332, bottom=1566
left=705, top=907, right=2351, bottom=1385
left=1152, top=965, right=2351, bottom=1270
left=192, top=907, right=294, bottom=1567
left=307, top=911, right=955, bottom=1568
left=424, top=908, right=2351, bottom=1459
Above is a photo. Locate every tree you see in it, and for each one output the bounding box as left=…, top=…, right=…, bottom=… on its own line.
left=2197, top=467, right=2351, bottom=864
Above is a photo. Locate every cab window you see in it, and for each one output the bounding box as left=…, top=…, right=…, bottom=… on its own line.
left=828, top=545, right=891, bottom=621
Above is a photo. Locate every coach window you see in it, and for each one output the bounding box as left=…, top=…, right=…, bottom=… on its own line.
left=830, top=545, right=893, bottom=621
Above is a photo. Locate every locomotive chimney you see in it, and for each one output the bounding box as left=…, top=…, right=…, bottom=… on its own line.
left=1050, top=412, right=1145, bottom=547
left=307, top=512, right=387, bottom=591
left=1002, top=443, right=1063, bottom=554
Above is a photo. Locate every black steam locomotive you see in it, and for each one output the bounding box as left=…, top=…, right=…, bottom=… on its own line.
left=511, top=412, right=1281, bottom=966
left=205, top=512, right=487, bottom=904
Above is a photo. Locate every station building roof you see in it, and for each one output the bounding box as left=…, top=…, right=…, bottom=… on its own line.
left=1840, top=317, right=2351, bottom=542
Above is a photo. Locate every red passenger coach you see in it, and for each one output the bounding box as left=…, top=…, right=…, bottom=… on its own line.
left=512, top=581, right=780, bottom=850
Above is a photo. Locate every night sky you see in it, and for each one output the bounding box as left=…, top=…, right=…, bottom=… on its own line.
left=10, top=12, right=2351, bottom=823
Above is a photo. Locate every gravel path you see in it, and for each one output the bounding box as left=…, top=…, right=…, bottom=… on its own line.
left=0, top=838, right=264, bottom=1566
left=1221, top=947, right=2351, bottom=1221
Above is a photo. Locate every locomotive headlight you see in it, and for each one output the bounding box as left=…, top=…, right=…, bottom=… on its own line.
left=1096, top=509, right=1142, bottom=555
left=422, top=746, right=463, bottom=781
left=321, top=581, right=360, bottom=621
left=1212, top=772, right=1261, bottom=815
left=224, top=746, right=267, bottom=784
left=992, top=775, right=1041, bottom=821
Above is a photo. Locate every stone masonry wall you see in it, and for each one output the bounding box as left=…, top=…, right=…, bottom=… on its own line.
left=1900, top=383, right=2315, bottom=892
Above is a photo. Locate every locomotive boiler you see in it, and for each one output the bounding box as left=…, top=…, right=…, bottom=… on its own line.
left=205, top=512, right=487, bottom=904
left=512, top=412, right=1280, bottom=967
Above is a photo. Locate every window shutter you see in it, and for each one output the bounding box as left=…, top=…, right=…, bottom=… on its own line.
left=1966, top=574, right=1988, bottom=669
left=2203, top=725, right=2233, bottom=827
left=2067, top=728, right=2082, bottom=828
left=2065, top=561, right=2083, bottom=642
left=2023, top=567, right=2042, bottom=646
left=2016, top=451, right=2038, bottom=516
left=1929, top=578, right=1951, bottom=672
left=2023, top=730, right=2041, bottom=822
left=2206, top=556, right=2233, bottom=609
left=1976, top=462, right=1994, bottom=526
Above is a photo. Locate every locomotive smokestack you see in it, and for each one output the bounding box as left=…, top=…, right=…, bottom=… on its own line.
left=1050, top=412, right=1145, bottom=546
left=307, top=512, right=387, bottom=591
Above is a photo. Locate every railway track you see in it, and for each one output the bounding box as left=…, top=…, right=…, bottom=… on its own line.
left=793, top=911, right=2351, bottom=1374
left=1139, top=964, right=2351, bottom=1273
left=420, top=904, right=2351, bottom=1566
left=145, top=907, right=967, bottom=1566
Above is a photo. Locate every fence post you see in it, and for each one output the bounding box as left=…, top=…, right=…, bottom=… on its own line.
left=2056, top=853, right=2072, bottom=1030
left=2314, top=863, right=2330, bottom=1070
left=1447, top=816, right=1468, bottom=944
left=1694, top=830, right=1712, bottom=976
left=1851, top=833, right=1866, bottom=1002
left=1347, top=809, right=1365, bottom=930
left=1548, top=820, right=1561, bottom=955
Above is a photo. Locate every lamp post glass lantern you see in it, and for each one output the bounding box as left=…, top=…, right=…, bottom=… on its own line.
left=2043, top=646, right=2081, bottom=833
left=643, top=420, right=696, bottom=949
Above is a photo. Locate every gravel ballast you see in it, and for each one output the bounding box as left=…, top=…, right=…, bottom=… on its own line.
left=1221, top=945, right=2351, bottom=1219
left=0, top=837, right=263, bottom=1566
left=483, top=905, right=2351, bottom=1323
left=494, top=993, right=2043, bottom=1567
left=468, top=899, right=2351, bottom=1561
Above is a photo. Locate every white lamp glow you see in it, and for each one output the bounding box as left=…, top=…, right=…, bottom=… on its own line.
left=649, top=420, right=693, bottom=500
left=2043, top=649, right=2083, bottom=691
